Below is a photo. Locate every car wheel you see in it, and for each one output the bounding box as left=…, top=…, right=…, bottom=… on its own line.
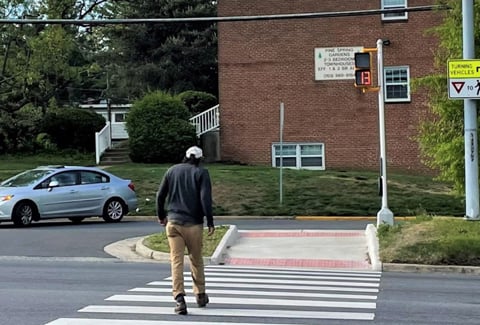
left=12, top=202, right=34, bottom=227
left=102, top=198, right=125, bottom=223
left=69, top=217, right=85, bottom=224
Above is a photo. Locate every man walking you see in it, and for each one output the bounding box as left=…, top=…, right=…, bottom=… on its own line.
left=156, top=145, right=215, bottom=315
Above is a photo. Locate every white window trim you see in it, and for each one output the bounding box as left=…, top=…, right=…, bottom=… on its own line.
left=382, top=0, right=408, bottom=21
left=271, top=142, right=325, bottom=170
left=384, top=65, right=411, bottom=103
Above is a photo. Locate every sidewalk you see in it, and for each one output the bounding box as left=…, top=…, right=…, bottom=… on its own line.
left=223, top=229, right=372, bottom=270
left=106, top=223, right=381, bottom=271
left=106, top=217, right=480, bottom=274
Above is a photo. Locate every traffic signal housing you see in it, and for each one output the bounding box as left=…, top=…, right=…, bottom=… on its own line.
left=354, top=52, right=372, bottom=88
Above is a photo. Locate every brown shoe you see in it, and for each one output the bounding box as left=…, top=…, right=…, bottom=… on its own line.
left=174, top=294, right=187, bottom=315
left=196, top=293, right=209, bottom=307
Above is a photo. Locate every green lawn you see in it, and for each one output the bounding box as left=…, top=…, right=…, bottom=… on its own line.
left=378, top=216, right=480, bottom=266
left=0, top=153, right=464, bottom=217
left=143, top=225, right=229, bottom=257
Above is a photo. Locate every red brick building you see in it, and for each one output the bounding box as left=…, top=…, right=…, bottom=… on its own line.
left=217, top=0, right=443, bottom=172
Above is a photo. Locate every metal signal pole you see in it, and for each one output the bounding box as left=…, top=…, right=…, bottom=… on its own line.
left=376, top=39, right=394, bottom=226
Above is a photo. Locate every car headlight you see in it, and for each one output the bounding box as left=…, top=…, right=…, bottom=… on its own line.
left=0, top=195, right=14, bottom=201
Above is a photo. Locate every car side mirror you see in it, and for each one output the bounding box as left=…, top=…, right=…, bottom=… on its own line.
left=48, top=180, right=59, bottom=188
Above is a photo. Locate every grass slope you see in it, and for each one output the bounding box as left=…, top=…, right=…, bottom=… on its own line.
left=0, top=154, right=464, bottom=217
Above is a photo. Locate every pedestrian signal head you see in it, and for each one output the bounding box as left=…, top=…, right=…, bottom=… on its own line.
left=354, top=52, right=372, bottom=87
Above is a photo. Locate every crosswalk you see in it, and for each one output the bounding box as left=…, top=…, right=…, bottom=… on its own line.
left=44, top=265, right=381, bottom=325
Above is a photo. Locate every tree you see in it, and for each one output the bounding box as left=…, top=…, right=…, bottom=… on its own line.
left=178, top=90, right=217, bottom=115
left=99, top=0, right=218, bottom=100
left=0, top=0, right=108, bottom=112
left=416, top=0, right=480, bottom=193
left=0, top=0, right=107, bottom=152
left=0, top=0, right=218, bottom=154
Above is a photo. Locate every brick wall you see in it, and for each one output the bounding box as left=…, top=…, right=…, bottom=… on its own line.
left=218, top=0, right=443, bottom=172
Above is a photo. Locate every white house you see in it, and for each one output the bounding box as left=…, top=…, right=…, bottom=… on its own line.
left=80, top=103, right=130, bottom=140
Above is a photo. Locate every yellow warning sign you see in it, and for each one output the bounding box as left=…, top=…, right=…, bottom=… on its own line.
left=448, top=59, right=480, bottom=78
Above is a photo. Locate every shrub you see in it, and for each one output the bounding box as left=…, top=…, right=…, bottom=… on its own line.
left=178, top=90, right=217, bottom=115
left=41, top=107, right=105, bottom=152
left=126, top=91, right=197, bottom=163
left=35, top=133, right=58, bottom=152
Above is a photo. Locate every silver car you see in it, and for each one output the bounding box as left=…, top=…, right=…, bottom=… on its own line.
left=0, top=165, right=138, bottom=227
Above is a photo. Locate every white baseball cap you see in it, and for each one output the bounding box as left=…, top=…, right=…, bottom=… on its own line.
left=186, top=146, right=203, bottom=159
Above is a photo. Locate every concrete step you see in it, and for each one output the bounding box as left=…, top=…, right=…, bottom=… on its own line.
left=101, top=148, right=131, bottom=165
left=103, top=150, right=130, bottom=156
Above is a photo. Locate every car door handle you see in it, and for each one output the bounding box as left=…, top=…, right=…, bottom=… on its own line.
left=101, top=186, right=109, bottom=190
left=69, top=190, right=78, bottom=194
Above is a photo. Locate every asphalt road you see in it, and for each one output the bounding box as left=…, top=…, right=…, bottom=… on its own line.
left=1, top=218, right=480, bottom=325
left=0, top=217, right=371, bottom=258
left=0, top=258, right=170, bottom=325
left=376, top=271, right=480, bottom=324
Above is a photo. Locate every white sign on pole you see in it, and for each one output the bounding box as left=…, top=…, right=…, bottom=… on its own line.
left=314, top=46, right=363, bottom=80
left=448, top=78, right=480, bottom=99
left=447, top=59, right=480, bottom=99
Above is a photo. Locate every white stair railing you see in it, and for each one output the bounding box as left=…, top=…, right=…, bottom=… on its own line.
left=189, top=104, right=219, bottom=137
left=95, top=122, right=111, bottom=164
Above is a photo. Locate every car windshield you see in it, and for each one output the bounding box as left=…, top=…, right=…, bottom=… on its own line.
left=0, top=169, right=54, bottom=187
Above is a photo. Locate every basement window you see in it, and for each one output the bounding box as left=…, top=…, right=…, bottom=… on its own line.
left=272, top=143, right=325, bottom=170
left=382, top=0, right=408, bottom=21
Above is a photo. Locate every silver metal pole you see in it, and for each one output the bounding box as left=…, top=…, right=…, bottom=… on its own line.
left=279, top=103, right=284, bottom=205
left=462, top=0, right=479, bottom=220
left=376, top=39, right=394, bottom=226
left=106, top=70, right=113, bottom=149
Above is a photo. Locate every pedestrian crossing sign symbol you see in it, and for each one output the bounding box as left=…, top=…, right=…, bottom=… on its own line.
left=448, top=79, right=480, bottom=99
left=448, top=59, right=480, bottom=99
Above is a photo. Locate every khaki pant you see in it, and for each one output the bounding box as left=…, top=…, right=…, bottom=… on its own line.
left=166, top=222, right=205, bottom=299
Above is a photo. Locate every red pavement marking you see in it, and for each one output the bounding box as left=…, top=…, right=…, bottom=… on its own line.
left=229, top=231, right=370, bottom=269
left=224, top=257, right=370, bottom=269
left=240, top=231, right=363, bottom=238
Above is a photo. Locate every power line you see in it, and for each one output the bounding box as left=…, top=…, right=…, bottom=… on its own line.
left=0, top=5, right=449, bottom=25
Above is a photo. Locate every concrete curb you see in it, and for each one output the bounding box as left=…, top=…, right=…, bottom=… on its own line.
left=296, top=216, right=418, bottom=221
left=125, top=215, right=417, bottom=222
left=104, top=236, right=158, bottom=263
left=365, top=224, right=382, bottom=271
left=210, top=225, right=238, bottom=264
left=383, top=263, right=480, bottom=274
left=124, top=215, right=295, bottom=222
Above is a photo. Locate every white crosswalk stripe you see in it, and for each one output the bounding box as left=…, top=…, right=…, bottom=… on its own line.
left=129, top=287, right=377, bottom=300
left=44, top=265, right=382, bottom=325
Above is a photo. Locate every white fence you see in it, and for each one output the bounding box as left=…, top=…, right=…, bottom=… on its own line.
left=95, top=122, right=111, bottom=164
